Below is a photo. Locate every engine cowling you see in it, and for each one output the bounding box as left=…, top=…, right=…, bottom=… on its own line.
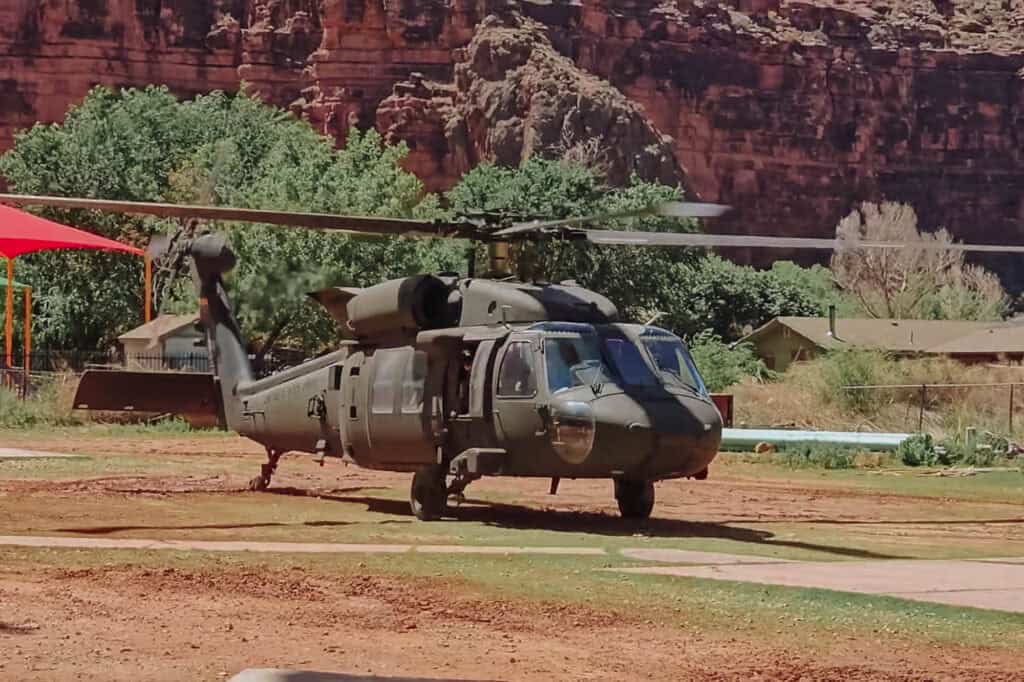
left=345, top=275, right=455, bottom=338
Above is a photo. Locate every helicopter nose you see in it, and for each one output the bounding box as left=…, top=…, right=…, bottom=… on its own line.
left=589, top=393, right=722, bottom=478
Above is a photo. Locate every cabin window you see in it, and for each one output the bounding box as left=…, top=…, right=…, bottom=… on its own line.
left=497, top=342, right=536, bottom=398
left=401, top=351, right=428, bottom=414
left=371, top=349, right=406, bottom=414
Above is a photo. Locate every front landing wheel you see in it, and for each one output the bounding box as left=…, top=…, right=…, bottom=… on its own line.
left=410, top=465, right=448, bottom=521
left=614, top=478, right=655, bottom=520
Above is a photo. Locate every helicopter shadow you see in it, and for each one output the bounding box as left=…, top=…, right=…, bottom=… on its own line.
left=297, top=492, right=900, bottom=560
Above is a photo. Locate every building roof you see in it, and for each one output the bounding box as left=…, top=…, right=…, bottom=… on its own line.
left=928, top=325, right=1024, bottom=355
left=740, top=316, right=999, bottom=354
left=118, top=314, right=200, bottom=343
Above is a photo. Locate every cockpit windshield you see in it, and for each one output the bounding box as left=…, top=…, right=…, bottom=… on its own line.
left=543, top=334, right=615, bottom=393
left=640, top=328, right=708, bottom=395
left=532, top=323, right=707, bottom=395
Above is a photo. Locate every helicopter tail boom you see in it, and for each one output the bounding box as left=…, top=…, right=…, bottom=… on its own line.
left=189, top=234, right=253, bottom=433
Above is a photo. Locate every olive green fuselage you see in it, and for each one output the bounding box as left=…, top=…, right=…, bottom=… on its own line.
left=228, top=322, right=722, bottom=481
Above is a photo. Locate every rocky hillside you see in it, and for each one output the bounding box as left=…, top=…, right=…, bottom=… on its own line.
left=1, top=0, right=1023, bottom=278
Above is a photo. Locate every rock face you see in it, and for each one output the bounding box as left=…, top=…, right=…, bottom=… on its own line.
left=375, top=15, right=682, bottom=190
left=2, top=0, right=1024, bottom=278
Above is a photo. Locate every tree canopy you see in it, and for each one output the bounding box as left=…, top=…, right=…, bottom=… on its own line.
left=1, top=84, right=867, bottom=396
left=0, top=86, right=462, bottom=353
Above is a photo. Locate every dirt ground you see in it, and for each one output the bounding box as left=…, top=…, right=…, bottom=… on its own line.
left=3, top=433, right=1024, bottom=681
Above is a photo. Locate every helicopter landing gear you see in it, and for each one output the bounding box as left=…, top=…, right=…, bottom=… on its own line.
left=410, top=465, right=448, bottom=521
left=446, top=470, right=480, bottom=507
left=248, top=448, right=282, bottom=491
left=614, top=478, right=655, bottom=520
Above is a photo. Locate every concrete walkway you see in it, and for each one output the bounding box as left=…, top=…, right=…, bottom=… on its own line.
left=0, top=534, right=605, bottom=556
left=617, top=553, right=1024, bottom=614
left=0, top=447, right=83, bottom=459
left=5, top=534, right=1024, bottom=614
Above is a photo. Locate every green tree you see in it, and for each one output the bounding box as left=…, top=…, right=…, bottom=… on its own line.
left=687, top=330, right=772, bottom=392
left=664, top=256, right=829, bottom=341
left=0, top=86, right=462, bottom=353
left=447, top=158, right=697, bottom=324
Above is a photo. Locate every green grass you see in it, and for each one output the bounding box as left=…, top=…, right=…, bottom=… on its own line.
left=0, top=419, right=225, bottom=438
left=717, top=452, right=1024, bottom=504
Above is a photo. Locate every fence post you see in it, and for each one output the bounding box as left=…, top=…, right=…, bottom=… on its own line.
left=918, top=384, right=926, bottom=432
left=1010, top=384, right=1015, bottom=435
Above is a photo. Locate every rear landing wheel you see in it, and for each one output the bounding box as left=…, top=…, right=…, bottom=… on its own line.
left=410, top=465, right=448, bottom=521
left=614, top=478, right=655, bottom=520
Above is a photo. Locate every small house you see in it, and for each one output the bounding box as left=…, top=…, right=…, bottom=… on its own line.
left=739, top=316, right=1005, bottom=371
left=118, top=314, right=208, bottom=372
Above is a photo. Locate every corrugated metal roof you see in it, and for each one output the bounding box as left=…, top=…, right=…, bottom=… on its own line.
left=741, top=317, right=998, bottom=353
left=118, top=314, right=200, bottom=342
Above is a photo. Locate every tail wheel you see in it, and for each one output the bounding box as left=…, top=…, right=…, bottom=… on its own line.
left=614, top=478, right=655, bottom=520
left=410, top=465, right=448, bottom=521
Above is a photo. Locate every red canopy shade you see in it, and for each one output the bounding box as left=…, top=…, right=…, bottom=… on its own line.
left=0, top=203, right=145, bottom=379
left=0, top=203, right=143, bottom=258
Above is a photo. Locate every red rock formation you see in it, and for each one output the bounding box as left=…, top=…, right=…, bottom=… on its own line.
left=375, top=16, right=682, bottom=190
left=2, top=0, right=1024, bottom=281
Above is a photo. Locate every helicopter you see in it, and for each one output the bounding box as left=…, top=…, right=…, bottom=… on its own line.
left=3, top=192, right=1022, bottom=520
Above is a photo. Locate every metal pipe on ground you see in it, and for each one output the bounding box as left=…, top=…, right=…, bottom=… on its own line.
left=721, top=428, right=912, bottom=452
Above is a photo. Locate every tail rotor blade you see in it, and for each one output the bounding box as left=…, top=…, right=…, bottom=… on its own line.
left=146, top=234, right=171, bottom=260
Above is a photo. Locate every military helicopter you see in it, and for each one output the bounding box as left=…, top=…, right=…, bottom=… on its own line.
left=3, top=193, right=1021, bottom=520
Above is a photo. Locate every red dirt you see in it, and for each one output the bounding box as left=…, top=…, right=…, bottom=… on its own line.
left=3, top=434, right=1024, bottom=680
left=3, top=562, right=1021, bottom=682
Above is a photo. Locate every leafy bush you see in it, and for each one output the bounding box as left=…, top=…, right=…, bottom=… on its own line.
left=898, top=433, right=938, bottom=466
left=0, top=382, right=80, bottom=429
left=819, top=348, right=889, bottom=413
left=664, top=256, right=839, bottom=341
left=688, top=330, right=774, bottom=392
left=780, top=443, right=857, bottom=469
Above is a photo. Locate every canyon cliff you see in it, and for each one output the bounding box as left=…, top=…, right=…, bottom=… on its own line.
left=1, top=0, right=1023, bottom=276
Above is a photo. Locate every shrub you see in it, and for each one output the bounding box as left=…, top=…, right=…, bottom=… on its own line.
left=688, top=330, right=775, bottom=392
left=898, top=433, right=936, bottom=466
left=819, top=348, right=888, bottom=413
left=780, top=443, right=857, bottom=469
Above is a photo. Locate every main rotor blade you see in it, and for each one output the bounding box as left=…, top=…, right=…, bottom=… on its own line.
left=0, top=193, right=470, bottom=238
left=493, top=201, right=731, bottom=237
left=583, top=231, right=1024, bottom=253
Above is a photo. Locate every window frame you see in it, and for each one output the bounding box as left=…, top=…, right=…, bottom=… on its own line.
left=495, top=340, right=538, bottom=399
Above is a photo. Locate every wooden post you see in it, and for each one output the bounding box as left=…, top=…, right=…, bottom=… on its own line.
left=144, top=252, right=152, bottom=323
left=1010, top=384, right=1015, bottom=435
left=918, top=384, right=926, bottom=432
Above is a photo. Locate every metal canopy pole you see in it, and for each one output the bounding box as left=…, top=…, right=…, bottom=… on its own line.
left=23, top=286, right=31, bottom=380
left=4, top=257, right=12, bottom=373
left=144, top=252, right=152, bottom=323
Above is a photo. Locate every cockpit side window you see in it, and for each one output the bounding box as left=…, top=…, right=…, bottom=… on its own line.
left=496, top=342, right=536, bottom=398
left=640, top=329, right=708, bottom=394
